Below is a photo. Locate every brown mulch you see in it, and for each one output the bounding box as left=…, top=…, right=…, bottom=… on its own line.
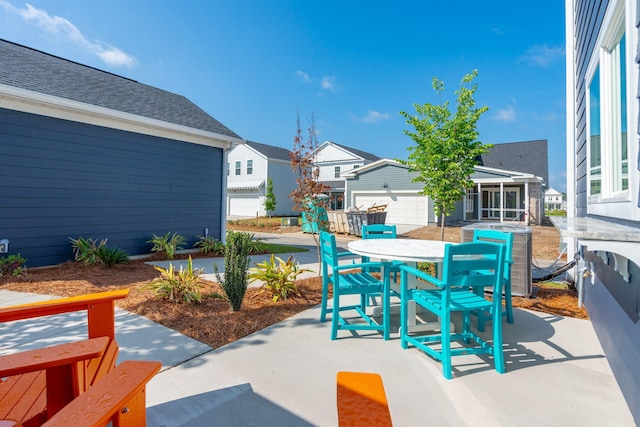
left=0, top=224, right=587, bottom=349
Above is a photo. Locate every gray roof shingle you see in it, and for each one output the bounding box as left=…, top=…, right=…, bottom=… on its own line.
left=479, top=139, right=548, bottom=185
left=332, top=142, right=380, bottom=162
left=245, top=140, right=292, bottom=161
left=0, top=39, right=241, bottom=139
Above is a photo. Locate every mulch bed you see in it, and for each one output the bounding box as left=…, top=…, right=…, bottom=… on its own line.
left=1, top=259, right=586, bottom=349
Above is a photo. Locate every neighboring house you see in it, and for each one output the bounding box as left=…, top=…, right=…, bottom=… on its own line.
left=312, top=141, right=380, bottom=210
left=465, top=165, right=545, bottom=224
left=343, top=159, right=438, bottom=226
left=343, top=158, right=545, bottom=226
left=226, top=140, right=296, bottom=217
left=563, top=0, right=640, bottom=422
left=475, top=139, right=548, bottom=224
left=0, top=39, right=243, bottom=267
left=544, top=187, right=564, bottom=211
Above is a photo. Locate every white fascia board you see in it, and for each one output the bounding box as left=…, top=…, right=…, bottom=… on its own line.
left=473, top=165, right=535, bottom=178
left=343, top=158, right=403, bottom=177
left=0, top=84, right=244, bottom=148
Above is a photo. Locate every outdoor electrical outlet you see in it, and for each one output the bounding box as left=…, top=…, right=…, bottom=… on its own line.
left=0, top=239, right=8, bottom=254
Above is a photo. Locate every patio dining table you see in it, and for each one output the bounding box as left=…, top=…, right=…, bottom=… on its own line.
left=347, top=238, right=449, bottom=334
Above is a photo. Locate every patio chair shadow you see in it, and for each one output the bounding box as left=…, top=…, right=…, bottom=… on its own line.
left=147, top=383, right=313, bottom=427
left=426, top=307, right=606, bottom=378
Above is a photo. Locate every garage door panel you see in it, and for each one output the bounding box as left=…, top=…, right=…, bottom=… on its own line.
left=353, top=194, right=427, bottom=226
left=229, top=195, right=261, bottom=216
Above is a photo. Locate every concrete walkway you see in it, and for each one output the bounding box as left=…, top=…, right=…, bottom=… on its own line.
left=0, top=231, right=635, bottom=426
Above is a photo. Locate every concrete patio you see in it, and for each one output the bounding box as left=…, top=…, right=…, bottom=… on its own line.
left=0, top=230, right=634, bottom=425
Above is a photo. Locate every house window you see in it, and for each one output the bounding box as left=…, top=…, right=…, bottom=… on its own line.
left=227, top=162, right=230, bottom=176
left=586, top=3, right=629, bottom=200
left=235, top=161, right=241, bottom=176
left=247, top=159, right=253, bottom=175
left=334, top=166, right=340, bottom=178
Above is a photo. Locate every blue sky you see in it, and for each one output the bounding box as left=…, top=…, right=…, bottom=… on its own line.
left=0, top=1, right=567, bottom=192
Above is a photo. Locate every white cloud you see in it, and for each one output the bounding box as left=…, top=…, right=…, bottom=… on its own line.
left=1, top=1, right=136, bottom=68
left=320, top=75, right=336, bottom=91
left=520, top=45, right=564, bottom=68
left=295, top=70, right=311, bottom=83
left=350, top=110, right=390, bottom=124
left=362, top=110, right=389, bottom=123
left=295, top=71, right=338, bottom=92
left=493, top=105, right=516, bottom=122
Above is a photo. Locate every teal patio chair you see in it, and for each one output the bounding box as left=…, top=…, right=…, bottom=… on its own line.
left=320, top=231, right=391, bottom=340
left=399, top=241, right=506, bottom=379
left=361, top=224, right=403, bottom=303
left=472, top=229, right=514, bottom=331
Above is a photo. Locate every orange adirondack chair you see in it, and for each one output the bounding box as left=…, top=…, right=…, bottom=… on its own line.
left=0, top=290, right=129, bottom=426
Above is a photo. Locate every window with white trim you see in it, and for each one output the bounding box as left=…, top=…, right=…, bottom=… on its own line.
left=586, top=2, right=629, bottom=200
left=334, top=166, right=341, bottom=178
left=235, top=160, right=241, bottom=176
left=247, top=159, right=253, bottom=175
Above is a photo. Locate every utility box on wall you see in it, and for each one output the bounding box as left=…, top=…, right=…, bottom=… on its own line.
left=0, top=239, right=8, bottom=253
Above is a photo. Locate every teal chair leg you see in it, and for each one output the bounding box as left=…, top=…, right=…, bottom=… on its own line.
left=331, top=292, right=340, bottom=340
left=505, top=282, right=514, bottom=324
left=493, top=298, right=505, bottom=373
left=400, top=271, right=409, bottom=349
left=382, top=279, right=391, bottom=340
left=320, top=277, right=330, bottom=322
left=441, top=310, right=453, bottom=380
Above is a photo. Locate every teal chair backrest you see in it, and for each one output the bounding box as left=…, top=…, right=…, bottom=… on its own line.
left=320, top=231, right=339, bottom=271
left=362, top=224, right=397, bottom=239
left=442, top=241, right=505, bottom=293
left=472, top=229, right=513, bottom=281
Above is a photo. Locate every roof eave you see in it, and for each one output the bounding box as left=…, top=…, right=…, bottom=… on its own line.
left=0, top=84, right=244, bottom=148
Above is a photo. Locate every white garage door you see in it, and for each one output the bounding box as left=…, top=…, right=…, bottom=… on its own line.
left=353, top=193, right=428, bottom=226
left=228, top=195, right=261, bottom=217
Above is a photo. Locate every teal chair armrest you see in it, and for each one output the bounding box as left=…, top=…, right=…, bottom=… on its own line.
left=334, top=261, right=391, bottom=273
left=398, top=264, right=444, bottom=288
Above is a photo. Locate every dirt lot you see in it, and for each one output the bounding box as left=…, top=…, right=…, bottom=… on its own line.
left=0, top=223, right=586, bottom=350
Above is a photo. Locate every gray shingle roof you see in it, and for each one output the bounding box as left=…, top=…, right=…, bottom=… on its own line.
left=245, top=140, right=292, bottom=161
left=479, top=139, right=548, bottom=185
left=332, top=142, right=381, bottom=162
left=0, top=39, right=241, bottom=139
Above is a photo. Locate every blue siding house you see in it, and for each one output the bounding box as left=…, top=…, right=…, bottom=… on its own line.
left=562, top=0, right=640, bottom=422
left=0, top=39, right=243, bottom=267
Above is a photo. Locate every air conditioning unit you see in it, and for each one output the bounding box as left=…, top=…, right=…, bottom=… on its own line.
left=0, top=239, right=8, bottom=254
left=281, top=217, right=299, bottom=226
left=461, top=223, right=532, bottom=296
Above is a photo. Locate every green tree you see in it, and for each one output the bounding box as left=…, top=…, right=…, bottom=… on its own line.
left=399, top=70, right=491, bottom=240
left=290, top=111, right=329, bottom=272
left=263, top=178, right=277, bottom=218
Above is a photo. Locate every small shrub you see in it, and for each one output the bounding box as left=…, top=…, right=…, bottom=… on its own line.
left=214, top=231, right=252, bottom=311
left=147, top=232, right=186, bottom=260
left=70, top=237, right=107, bottom=265
left=96, top=246, right=129, bottom=268
left=248, top=254, right=311, bottom=302
left=193, top=236, right=225, bottom=255
left=0, top=254, right=27, bottom=276
left=147, top=256, right=204, bottom=304
left=245, top=233, right=266, bottom=254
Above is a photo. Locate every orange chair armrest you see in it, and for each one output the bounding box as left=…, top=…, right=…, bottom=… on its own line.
left=0, top=289, right=129, bottom=322
left=42, top=360, right=161, bottom=427
left=0, top=337, right=109, bottom=378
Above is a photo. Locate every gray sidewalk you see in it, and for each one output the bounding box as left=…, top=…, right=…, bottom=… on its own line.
left=0, top=230, right=635, bottom=426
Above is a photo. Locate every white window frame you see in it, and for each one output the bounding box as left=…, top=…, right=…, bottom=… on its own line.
left=584, top=0, right=639, bottom=220
left=334, top=166, right=341, bottom=178
left=235, top=160, right=241, bottom=176
left=247, top=159, right=253, bottom=175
